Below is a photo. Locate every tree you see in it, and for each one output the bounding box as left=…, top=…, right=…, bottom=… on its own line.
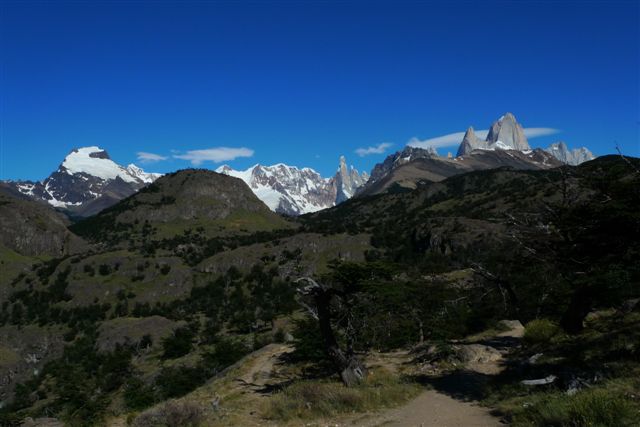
left=296, top=277, right=366, bottom=387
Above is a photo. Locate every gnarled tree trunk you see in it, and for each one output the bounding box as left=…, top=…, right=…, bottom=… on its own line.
left=297, top=278, right=366, bottom=387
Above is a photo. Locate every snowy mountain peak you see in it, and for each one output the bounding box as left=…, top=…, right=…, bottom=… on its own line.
left=60, top=147, right=136, bottom=183
left=7, top=146, right=162, bottom=215
left=218, top=156, right=367, bottom=215
left=126, top=164, right=163, bottom=184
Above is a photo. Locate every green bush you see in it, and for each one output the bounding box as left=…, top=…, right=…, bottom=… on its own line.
left=161, top=327, right=195, bottom=359
left=524, top=319, right=561, bottom=346
left=124, top=377, right=156, bottom=410
left=155, top=366, right=203, bottom=400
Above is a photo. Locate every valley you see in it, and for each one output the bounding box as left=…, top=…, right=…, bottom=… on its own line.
left=0, top=143, right=638, bottom=426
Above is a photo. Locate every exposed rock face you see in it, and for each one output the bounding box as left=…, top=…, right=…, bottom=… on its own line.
left=0, top=325, right=66, bottom=406
left=0, top=186, right=85, bottom=256
left=4, top=147, right=161, bottom=217
left=218, top=156, right=368, bottom=216
left=546, top=141, right=595, bottom=165
left=486, top=112, right=530, bottom=151
left=457, top=113, right=531, bottom=156
left=335, top=156, right=369, bottom=203
left=457, top=127, right=484, bottom=157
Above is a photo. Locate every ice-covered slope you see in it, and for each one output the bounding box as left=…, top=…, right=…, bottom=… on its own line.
left=217, top=156, right=368, bottom=216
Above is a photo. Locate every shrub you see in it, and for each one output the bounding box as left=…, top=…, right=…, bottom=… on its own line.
left=98, top=264, right=112, bottom=275
left=124, top=377, right=156, bottom=410
left=201, top=336, right=249, bottom=374
left=161, top=327, right=194, bottom=359
left=155, top=366, right=203, bottom=400
left=524, top=319, right=561, bottom=346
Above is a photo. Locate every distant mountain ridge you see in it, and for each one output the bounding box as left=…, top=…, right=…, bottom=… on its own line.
left=1, top=113, right=595, bottom=216
left=546, top=141, right=595, bottom=166
left=358, top=112, right=595, bottom=196
left=217, top=156, right=368, bottom=216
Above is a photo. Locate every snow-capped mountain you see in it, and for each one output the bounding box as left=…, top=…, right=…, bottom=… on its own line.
left=6, top=146, right=161, bottom=216
left=217, top=156, right=368, bottom=216
left=546, top=141, right=595, bottom=166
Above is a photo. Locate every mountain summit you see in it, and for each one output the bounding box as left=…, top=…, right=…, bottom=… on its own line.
left=6, top=146, right=161, bottom=216
left=457, top=113, right=530, bottom=156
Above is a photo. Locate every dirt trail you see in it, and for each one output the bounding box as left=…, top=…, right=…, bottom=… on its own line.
left=362, top=389, right=501, bottom=427
left=352, top=321, right=524, bottom=427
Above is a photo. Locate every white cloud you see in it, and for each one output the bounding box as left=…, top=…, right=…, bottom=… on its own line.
left=408, top=128, right=560, bottom=149
left=523, top=128, right=561, bottom=138
left=355, top=142, right=393, bottom=157
left=173, top=147, right=254, bottom=165
left=137, top=152, right=168, bottom=163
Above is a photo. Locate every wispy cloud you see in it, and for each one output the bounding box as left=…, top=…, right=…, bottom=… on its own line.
left=137, top=152, right=168, bottom=163
left=523, top=128, right=561, bottom=138
left=355, top=142, right=393, bottom=157
left=173, top=147, right=254, bottom=165
left=408, top=128, right=560, bottom=150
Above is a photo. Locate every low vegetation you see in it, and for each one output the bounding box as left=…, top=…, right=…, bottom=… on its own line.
left=263, top=368, right=421, bottom=421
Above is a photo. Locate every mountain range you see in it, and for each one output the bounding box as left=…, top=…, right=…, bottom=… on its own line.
left=1, top=113, right=595, bottom=218
left=216, top=156, right=368, bottom=216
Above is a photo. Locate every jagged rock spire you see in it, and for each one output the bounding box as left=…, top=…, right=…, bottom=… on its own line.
left=486, top=112, right=530, bottom=151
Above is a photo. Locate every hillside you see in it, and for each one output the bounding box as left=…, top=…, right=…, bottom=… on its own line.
left=1, top=155, right=638, bottom=427
left=0, top=185, right=85, bottom=258
left=358, top=148, right=562, bottom=197
left=70, top=168, right=292, bottom=244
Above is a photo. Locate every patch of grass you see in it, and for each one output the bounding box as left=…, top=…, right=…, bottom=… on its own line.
left=510, top=381, right=640, bottom=427
left=132, top=400, right=205, bottom=427
left=262, top=368, right=421, bottom=421
left=523, top=319, right=561, bottom=346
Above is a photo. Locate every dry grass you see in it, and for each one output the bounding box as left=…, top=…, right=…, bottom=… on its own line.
left=262, top=368, right=421, bottom=422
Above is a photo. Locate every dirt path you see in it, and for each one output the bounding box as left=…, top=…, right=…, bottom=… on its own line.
left=362, top=389, right=501, bottom=427
left=351, top=321, right=524, bottom=427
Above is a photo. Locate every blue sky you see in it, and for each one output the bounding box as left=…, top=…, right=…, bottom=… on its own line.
left=1, top=0, right=638, bottom=181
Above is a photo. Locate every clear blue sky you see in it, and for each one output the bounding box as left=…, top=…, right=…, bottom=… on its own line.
left=1, top=0, right=638, bottom=181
